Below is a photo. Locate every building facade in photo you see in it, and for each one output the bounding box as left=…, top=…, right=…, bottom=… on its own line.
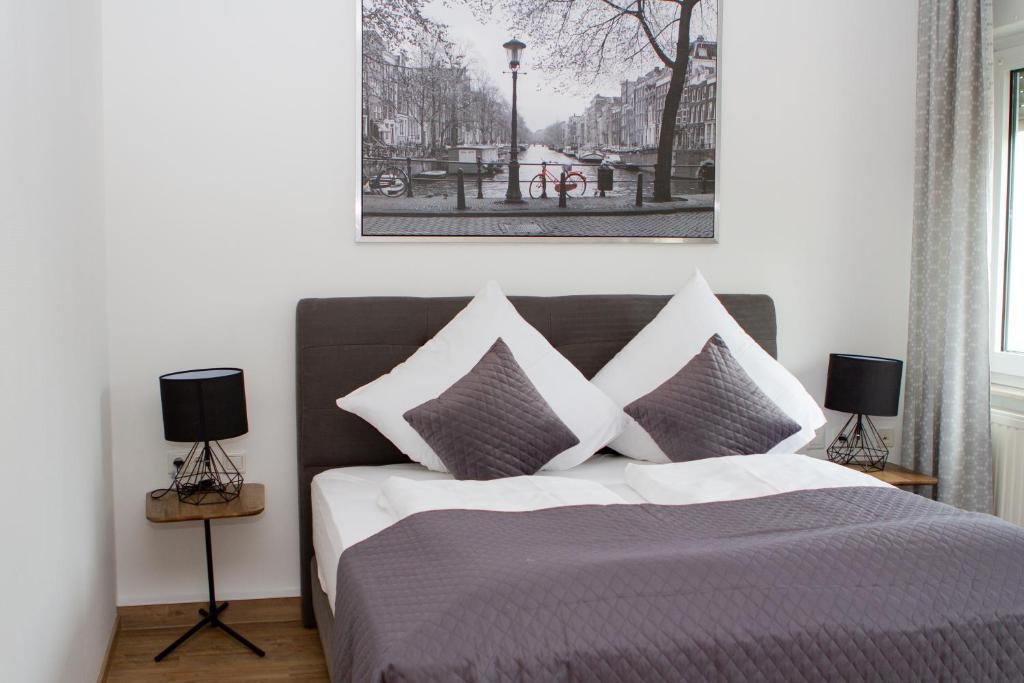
left=561, top=40, right=718, bottom=158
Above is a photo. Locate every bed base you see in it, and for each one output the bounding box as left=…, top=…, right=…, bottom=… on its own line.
left=310, top=556, right=336, bottom=680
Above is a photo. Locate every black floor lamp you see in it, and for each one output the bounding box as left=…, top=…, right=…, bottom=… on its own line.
left=824, top=354, right=903, bottom=471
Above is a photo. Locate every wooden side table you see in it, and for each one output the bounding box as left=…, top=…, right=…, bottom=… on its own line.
left=146, top=483, right=266, bottom=661
left=845, top=463, right=938, bottom=500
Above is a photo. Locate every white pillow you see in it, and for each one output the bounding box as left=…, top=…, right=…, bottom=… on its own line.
left=337, top=281, right=626, bottom=473
left=591, top=270, right=825, bottom=463
left=378, top=475, right=627, bottom=521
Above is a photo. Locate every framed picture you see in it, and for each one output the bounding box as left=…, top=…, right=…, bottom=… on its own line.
left=357, top=0, right=720, bottom=242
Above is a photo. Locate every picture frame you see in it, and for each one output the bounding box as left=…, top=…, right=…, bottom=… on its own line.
left=356, top=0, right=721, bottom=243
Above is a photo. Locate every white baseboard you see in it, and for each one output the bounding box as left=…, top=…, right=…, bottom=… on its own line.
left=96, top=613, right=119, bottom=683
left=117, top=585, right=300, bottom=607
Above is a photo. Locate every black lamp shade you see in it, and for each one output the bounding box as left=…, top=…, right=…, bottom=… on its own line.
left=159, top=368, right=248, bottom=442
left=824, top=354, right=903, bottom=417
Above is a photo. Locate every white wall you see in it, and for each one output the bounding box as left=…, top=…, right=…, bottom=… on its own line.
left=997, top=0, right=1024, bottom=50
left=0, top=0, right=115, bottom=680
left=997, top=0, right=1024, bottom=29
left=103, top=0, right=918, bottom=605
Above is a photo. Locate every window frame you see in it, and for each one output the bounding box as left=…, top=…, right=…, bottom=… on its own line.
left=991, top=44, right=1024, bottom=385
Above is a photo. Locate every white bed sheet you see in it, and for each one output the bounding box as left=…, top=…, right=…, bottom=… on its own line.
left=624, top=453, right=892, bottom=506
left=311, top=454, right=646, bottom=613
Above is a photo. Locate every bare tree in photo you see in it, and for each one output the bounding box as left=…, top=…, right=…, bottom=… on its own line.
left=364, top=0, right=440, bottom=51
left=465, top=0, right=710, bottom=202
left=646, top=0, right=702, bottom=202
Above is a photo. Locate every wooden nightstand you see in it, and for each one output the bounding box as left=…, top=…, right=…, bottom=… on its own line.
left=844, top=463, right=938, bottom=500
left=146, top=483, right=266, bottom=661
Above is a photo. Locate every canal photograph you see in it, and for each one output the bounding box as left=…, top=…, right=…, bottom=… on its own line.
left=359, top=0, right=719, bottom=240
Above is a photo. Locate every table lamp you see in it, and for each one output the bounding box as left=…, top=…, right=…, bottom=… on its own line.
left=159, top=368, right=247, bottom=504
left=824, top=354, right=903, bottom=471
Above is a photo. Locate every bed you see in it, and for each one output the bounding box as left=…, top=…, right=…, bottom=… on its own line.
left=296, top=293, right=1024, bottom=682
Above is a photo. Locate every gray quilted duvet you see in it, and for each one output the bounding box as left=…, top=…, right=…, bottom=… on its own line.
left=331, top=487, right=1024, bottom=682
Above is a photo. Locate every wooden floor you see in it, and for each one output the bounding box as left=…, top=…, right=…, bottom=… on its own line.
left=104, top=598, right=328, bottom=682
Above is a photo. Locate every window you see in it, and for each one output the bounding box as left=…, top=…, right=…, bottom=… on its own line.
left=1004, top=70, right=1024, bottom=354
left=993, top=48, right=1024, bottom=381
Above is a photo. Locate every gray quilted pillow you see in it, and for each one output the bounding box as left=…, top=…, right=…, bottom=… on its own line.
left=625, top=334, right=801, bottom=462
left=403, top=338, right=580, bottom=480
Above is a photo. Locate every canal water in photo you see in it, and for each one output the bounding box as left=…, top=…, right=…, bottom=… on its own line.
left=386, top=144, right=708, bottom=201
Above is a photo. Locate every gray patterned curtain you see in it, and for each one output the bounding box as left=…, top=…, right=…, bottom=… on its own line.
left=900, top=0, right=993, bottom=512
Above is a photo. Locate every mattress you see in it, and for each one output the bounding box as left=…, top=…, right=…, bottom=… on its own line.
left=311, top=453, right=645, bottom=612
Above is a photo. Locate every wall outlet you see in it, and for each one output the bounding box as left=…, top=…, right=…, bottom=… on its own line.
left=166, top=449, right=245, bottom=475
left=166, top=450, right=186, bottom=476
left=877, top=428, right=895, bottom=449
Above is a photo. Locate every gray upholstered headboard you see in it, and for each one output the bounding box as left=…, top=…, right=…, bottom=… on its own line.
left=295, top=293, right=777, bottom=626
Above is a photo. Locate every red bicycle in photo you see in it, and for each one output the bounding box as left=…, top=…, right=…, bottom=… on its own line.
left=529, top=161, right=587, bottom=199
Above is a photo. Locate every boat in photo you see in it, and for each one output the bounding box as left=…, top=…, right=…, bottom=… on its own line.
left=619, top=147, right=658, bottom=170
left=414, top=169, right=448, bottom=179
left=579, top=150, right=605, bottom=163
left=564, top=147, right=577, bottom=158
left=447, top=145, right=501, bottom=175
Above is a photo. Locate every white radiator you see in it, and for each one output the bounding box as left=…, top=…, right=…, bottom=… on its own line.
left=993, top=408, right=1024, bottom=525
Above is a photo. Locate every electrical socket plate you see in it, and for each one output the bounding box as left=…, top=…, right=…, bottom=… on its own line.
left=804, top=430, right=826, bottom=451
left=166, top=450, right=245, bottom=476
left=165, top=450, right=181, bottom=476
left=877, top=429, right=895, bottom=449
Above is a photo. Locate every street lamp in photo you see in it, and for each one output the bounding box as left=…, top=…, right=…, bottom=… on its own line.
left=503, top=38, right=526, bottom=203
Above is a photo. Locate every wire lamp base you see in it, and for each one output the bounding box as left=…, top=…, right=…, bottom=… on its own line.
left=826, top=413, right=889, bottom=471
left=171, top=440, right=243, bottom=505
